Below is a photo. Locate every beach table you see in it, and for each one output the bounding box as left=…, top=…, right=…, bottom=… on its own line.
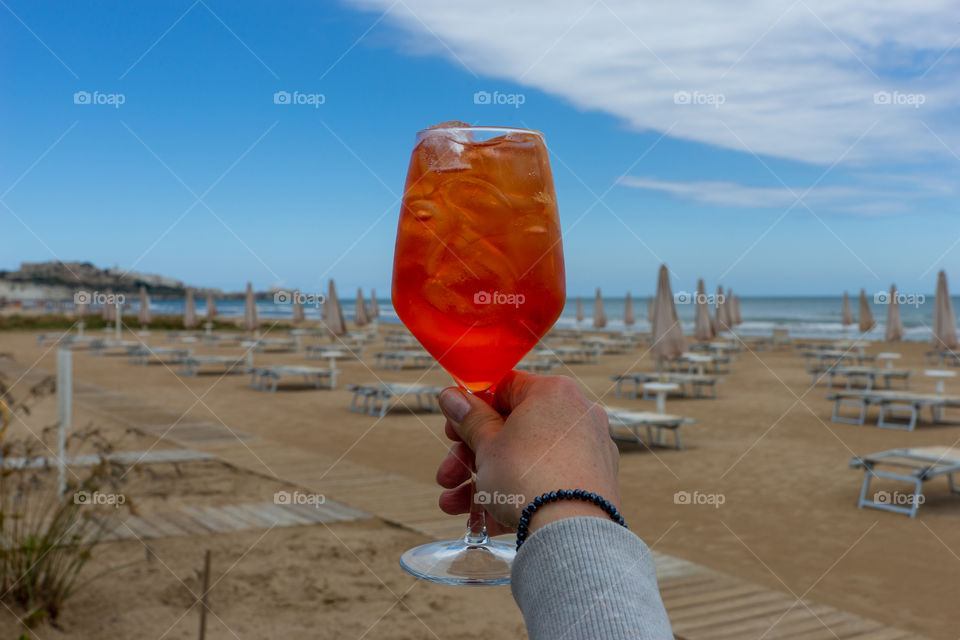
left=827, top=389, right=960, bottom=430
left=249, top=365, right=338, bottom=392
left=347, top=382, right=443, bottom=417
left=605, top=407, right=694, bottom=450
left=179, top=354, right=251, bottom=377
left=876, top=352, right=901, bottom=370
left=924, top=369, right=955, bottom=395
left=374, top=350, right=434, bottom=370
left=644, top=382, right=679, bottom=415
left=128, top=345, right=191, bottom=365
left=807, top=366, right=911, bottom=390
left=165, top=331, right=201, bottom=343
left=611, top=373, right=722, bottom=399
left=665, top=353, right=730, bottom=374
left=241, top=337, right=298, bottom=353
left=348, top=331, right=378, bottom=343
left=850, top=446, right=960, bottom=517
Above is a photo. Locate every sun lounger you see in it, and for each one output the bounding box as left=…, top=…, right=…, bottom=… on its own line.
left=305, top=345, right=363, bottom=360
left=581, top=337, right=632, bottom=354
left=384, top=334, right=421, bottom=347
left=771, top=328, right=793, bottom=349
left=249, top=365, right=338, bottom=392
left=374, top=350, right=434, bottom=370
left=534, top=346, right=601, bottom=365
left=515, top=359, right=558, bottom=374
left=611, top=373, right=722, bottom=399
left=807, top=366, right=911, bottom=390
left=165, top=331, right=201, bottom=343
left=179, top=355, right=251, bottom=376
left=89, top=339, right=140, bottom=355
left=605, top=407, right=694, bottom=450
left=850, top=446, right=960, bottom=516
left=241, top=337, right=298, bottom=353
left=347, top=382, right=443, bottom=417
left=127, top=345, right=191, bottom=365
left=925, top=350, right=960, bottom=366
left=202, top=333, right=244, bottom=347
left=3, top=449, right=213, bottom=470
left=827, top=389, right=960, bottom=430
left=663, top=354, right=731, bottom=374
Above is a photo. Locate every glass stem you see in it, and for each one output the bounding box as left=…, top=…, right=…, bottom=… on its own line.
left=464, top=475, right=489, bottom=545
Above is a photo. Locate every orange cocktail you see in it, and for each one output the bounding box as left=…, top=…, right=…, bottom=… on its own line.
left=392, top=123, right=565, bottom=391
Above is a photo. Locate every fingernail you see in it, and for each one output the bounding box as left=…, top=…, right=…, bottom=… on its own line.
left=439, top=389, right=470, bottom=424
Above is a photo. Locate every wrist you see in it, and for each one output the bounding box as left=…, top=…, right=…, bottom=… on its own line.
left=517, top=489, right=625, bottom=549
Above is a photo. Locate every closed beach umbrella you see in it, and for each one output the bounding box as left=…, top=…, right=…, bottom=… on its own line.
left=292, top=291, right=305, bottom=324
left=841, top=292, right=855, bottom=326
left=355, top=288, right=370, bottom=326
left=325, top=280, right=347, bottom=337
left=932, top=270, right=959, bottom=352
left=651, top=265, right=686, bottom=360
left=205, top=293, right=218, bottom=320
left=593, top=288, right=607, bottom=329
left=576, top=298, right=584, bottom=326
left=623, top=292, right=636, bottom=328
left=694, top=279, right=714, bottom=342
left=884, top=285, right=904, bottom=343
left=244, top=283, right=258, bottom=335
left=731, top=291, right=743, bottom=326
left=183, top=287, right=198, bottom=329
left=370, top=289, right=380, bottom=319
left=138, top=286, right=151, bottom=327
left=858, top=289, right=875, bottom=333
left=715, top=285, right=729, bottom=331
left=647, top=296, right=655, bottom=325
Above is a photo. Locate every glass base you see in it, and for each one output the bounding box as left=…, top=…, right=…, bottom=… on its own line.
left=399, top=537, right=514, bottom=586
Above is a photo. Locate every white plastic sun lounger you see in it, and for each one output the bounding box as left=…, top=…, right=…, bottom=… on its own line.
left=347, top=382, right=443, bottom=417
left=850, top=446, right=960, bottom=517
left=605, top=407, right=694, bottom=450
left=127, top=345, right=191, bottom=365
left=249, top=365, right=338, bottom=392
left=807, top=366, right=911, bottom=390
left=373, top=350, right=434, bottom=370
left=179, top=355, right=251, bottom=377
left=611, top=373, right=722, bottom=399
left=241, top=338, right=298, bottom=353
left=828, top=390, right=960, bottom=430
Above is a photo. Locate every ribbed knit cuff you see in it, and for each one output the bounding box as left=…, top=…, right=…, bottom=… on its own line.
left=510, top=516, right=673, bottom=640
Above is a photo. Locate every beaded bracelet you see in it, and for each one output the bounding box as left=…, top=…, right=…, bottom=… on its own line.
left=516, top=490, right=627, bottom=550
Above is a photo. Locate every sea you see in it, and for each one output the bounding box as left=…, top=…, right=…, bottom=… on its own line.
left=100, top=294, right=952, bottom=343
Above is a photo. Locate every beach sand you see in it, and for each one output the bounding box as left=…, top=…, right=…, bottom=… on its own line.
left=1, top=327, right=958, bottom=638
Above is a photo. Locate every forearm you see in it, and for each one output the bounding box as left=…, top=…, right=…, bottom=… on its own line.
left=511, top=517, right=674, bottom=640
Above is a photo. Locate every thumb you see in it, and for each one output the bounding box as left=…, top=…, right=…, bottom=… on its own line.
left=438, top=388, right=503, bottom=453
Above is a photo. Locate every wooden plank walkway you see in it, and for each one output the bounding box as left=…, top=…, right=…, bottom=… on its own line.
left=97, top=500, right=369, bottom=542
left=0, top=356, right=928, bottom=639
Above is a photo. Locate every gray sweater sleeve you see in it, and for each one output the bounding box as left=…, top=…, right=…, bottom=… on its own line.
left=510, top=517, right=674, bottom=640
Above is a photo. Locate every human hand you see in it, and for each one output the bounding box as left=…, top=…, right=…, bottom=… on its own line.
left=436, top=371, right=621, bottom=537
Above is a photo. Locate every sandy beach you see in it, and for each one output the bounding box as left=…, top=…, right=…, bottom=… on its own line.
left=0, top=324, right=957, bottom=639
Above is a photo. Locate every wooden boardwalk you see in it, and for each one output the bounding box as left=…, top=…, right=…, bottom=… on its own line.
left=98, top=500, right=369, bottom=541
left=0, top=355, right=929, bottom=639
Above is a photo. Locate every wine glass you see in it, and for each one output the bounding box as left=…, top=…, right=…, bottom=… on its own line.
left=391, top=124, right=566, bottom=585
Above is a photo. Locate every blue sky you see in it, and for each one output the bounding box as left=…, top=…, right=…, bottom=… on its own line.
left=1, top=0, right=958, bottom=297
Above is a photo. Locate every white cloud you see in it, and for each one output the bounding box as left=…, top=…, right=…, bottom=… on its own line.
left=617, top=176, right=941, bottom=215
left=346, top=0, right=959, bottom=166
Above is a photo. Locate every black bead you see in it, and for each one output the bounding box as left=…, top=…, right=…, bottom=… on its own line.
left=521, top=510, right=531, bottom=519
left=618, top=516, right=626, bottom=526
left=517, top=531, right=526, bottom=540
left=519, top=516, right=529, bottom=525
left=587, top=492, right=596, bottom=502
left=564, top=490, right=574, bottom=499
left=573, top=489, right=584, bottom=499
left=533, top=497, right=543, bottom=507
left=592, top=494, right=601, bottom=505
left=549, top=491, right=558, bottom=502
left=517, top=522, right=527, bottom=532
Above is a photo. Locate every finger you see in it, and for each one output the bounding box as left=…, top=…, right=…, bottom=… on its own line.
left=494, top=369, right=540, bottom=412
left=438, top=388, right=503, bottom=453
left=436, top=442, right=474, bottom=489
left=444, top=419, right=462, bottom=442
left=438, top=482, right=472, bottom=515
